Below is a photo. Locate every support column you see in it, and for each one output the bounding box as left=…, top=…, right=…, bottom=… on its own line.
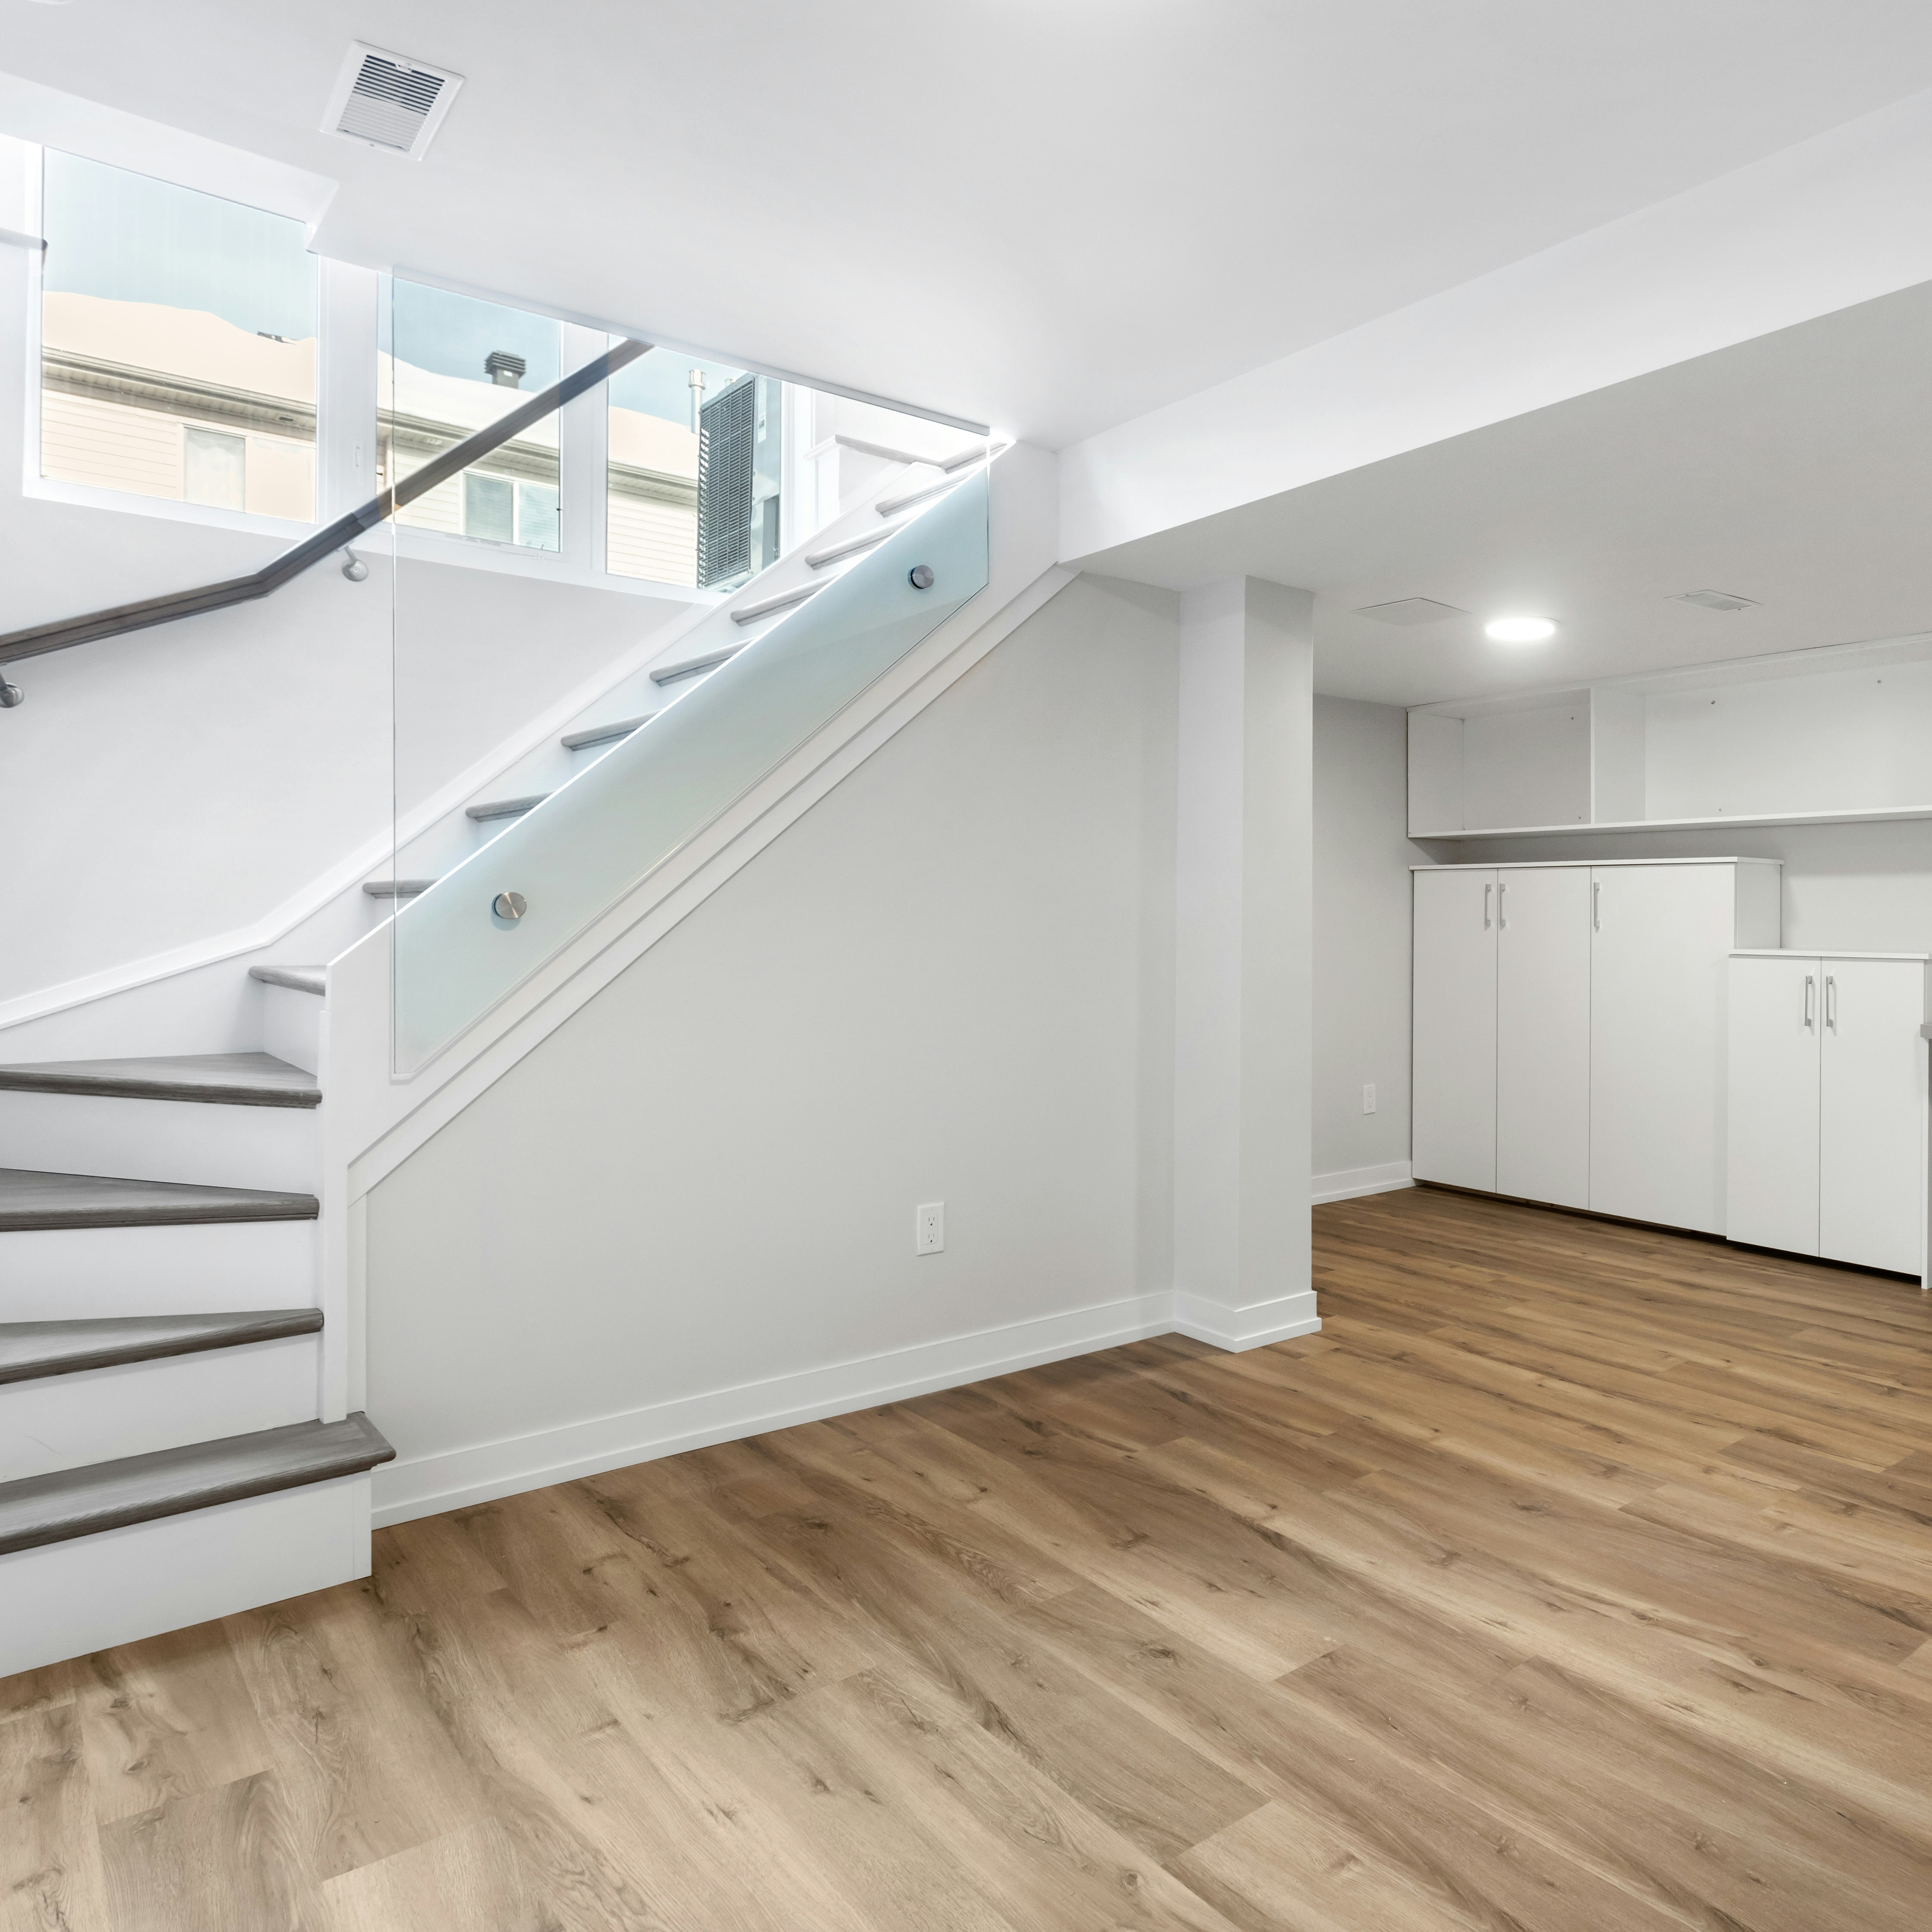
left=1172, top=577, right=1317, bottom=1349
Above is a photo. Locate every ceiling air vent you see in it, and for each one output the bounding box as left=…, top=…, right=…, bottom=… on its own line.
left=322, top=44, right=463, bottom=160
left=1354, top=598, right=1471, bottom=627
left=1672, top=588, right=1759, bottom=613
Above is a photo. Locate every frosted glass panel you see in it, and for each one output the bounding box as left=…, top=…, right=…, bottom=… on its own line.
left=391, top=470, right=989, bottom=1070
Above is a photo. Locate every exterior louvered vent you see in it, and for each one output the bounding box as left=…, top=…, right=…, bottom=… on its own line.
left=322, top=44, right=463, bottom=160
left=698, top=375, right=759, bottom=588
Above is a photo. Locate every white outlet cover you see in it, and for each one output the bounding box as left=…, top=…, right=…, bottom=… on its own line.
left=916, top=1201, right=945, bottom=1255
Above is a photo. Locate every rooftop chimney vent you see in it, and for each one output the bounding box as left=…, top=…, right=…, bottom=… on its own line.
left=485, top=351, right=526, bottom=389
left=323, top=43, right=464, bottom=160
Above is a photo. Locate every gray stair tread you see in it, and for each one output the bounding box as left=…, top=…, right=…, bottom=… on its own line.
left=731, top=580, right=819, bottom=624
left=0, top=1168, right=319, bottom=1232
left=362, top=879, right=435, bottom=899
left=0, top=1411, right=394, bottom=1556
left=467, top=794, right=549, bottom=821
left=561, top=715, right=651, bottom=751
left=249, top=963, right=326, bottom=995
left=0, top=1052, right=320, bottom=1109
left=650, top=643, right=743, bottom=685
left=0, top=1309, right=322, bottom=1385
left=806, top=523, right=899, bottom=569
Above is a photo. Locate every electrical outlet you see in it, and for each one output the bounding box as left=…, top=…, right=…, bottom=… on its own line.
left=915, top=1201, right=945, bottom=1255
left=1362, top=1082, right=1377, bottom=1115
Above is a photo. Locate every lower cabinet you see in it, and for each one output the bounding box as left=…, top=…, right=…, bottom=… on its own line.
left=1413, top=859, right=1782, bottom=1232
left=1727, top=953, right=1929, bottom=1277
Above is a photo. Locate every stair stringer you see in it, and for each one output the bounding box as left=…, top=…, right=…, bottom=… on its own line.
left=319, top=444, right=1068, bottom=1423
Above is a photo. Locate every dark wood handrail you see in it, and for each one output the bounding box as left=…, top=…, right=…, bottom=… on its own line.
left=0, top=337, right=652, bottom=691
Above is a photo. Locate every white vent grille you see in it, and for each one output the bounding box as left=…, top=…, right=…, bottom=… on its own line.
left=1354, top=598, right=1471, bottom=627
left=323, top=44, right=463, bottom=160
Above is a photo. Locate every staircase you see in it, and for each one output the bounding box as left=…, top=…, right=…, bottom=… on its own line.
left=0, top=1046, right=391, bottom=1677
left=0, top=432, right=1016, bottom=1681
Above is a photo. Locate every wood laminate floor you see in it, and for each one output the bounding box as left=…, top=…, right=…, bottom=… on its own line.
left=6, top=1186, right=1932, bottom=1931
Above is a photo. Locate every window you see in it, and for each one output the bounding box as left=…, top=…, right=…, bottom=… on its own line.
left=606, top=345, right=750, bottom=585
left=380, top=278, right=561, bottom=552
left=183, top=427, right=245, bottom=509
left=39, top=150, right=318, bottom=520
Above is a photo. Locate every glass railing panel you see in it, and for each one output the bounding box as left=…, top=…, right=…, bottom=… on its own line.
left=389, top=467, right=989, bottom=1071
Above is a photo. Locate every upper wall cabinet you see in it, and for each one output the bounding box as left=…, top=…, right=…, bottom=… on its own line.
left=1408, top=634, right=1932, bottom=838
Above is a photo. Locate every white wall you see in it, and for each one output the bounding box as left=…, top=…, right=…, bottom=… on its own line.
left=1444, top=817, right=1932, bottom=955
left=362, top=574, right=1182, bottom=1520
left=1313, top=696, right=1427, bottom=1186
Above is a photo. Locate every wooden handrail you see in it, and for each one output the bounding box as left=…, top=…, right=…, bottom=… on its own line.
left=0, top=337, right=652, bottom=698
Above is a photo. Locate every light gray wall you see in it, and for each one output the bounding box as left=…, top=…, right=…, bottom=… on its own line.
left=1313, top=694, right=1427, bottom=1179
left=364, top=574, right=1180, bottom=1487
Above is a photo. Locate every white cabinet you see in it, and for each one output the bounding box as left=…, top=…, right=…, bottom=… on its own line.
left=1729, top=953, right=1928, bottom=1277
left=1412, top=860, right=1781, bottom=1233
left=1495, top=866, right=1590, bottom=1210
left=1411, top=868, right=1496, bottom=1192
left=1589, top=863, right=1759, bottom=1236
left=1725, top=954, right=1821, bottom=1258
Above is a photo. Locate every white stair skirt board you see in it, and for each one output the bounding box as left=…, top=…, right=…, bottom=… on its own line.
left=376, top=1289, right=1215, bottom=1527
left=0, top=1335, right=321, bottom=1484
left=0, top=1220, right=317, bottom=1319
left=1311, top=1161, right=1414, bottom=1205
left=0, top=1090, right=321, bottom=1193
left=0, top=1471, right=371, bottom=1681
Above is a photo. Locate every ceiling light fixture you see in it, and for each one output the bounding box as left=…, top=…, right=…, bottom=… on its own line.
left=1484, top=616, right=1557, bottom=644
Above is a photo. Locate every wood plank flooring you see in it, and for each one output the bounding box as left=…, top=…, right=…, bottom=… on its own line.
left=6, top=1185, right=1932, bottom=1930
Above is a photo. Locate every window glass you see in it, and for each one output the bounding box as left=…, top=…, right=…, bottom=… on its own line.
left=381, top=279, right=561, bottom=551
left=606, top=345, right=751, bottom=585
left=39, top=150, right=318, bottom=519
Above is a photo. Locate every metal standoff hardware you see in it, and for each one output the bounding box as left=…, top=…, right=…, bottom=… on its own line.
left=492, top=891, right=527, bottom=921
left=908, top=564, right=935, bottom=590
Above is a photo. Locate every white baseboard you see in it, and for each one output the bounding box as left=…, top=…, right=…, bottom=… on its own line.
left=373, top=1290, right=1176, bottom=1527
left=1171, top=1289, right=1323, bottom=1352
left=1312, top=1160, right=1414, bottom=1205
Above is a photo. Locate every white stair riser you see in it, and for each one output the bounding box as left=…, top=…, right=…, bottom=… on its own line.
left=0, top=1470, right=371, bottom=1678
left=0, top=1219, right=317, bottom=1318
left=261, top=982, right=323, bottom=1074
left=0, top=1090, right=320, bottom=1192
left=0, top=1334, right=319, bottom=1482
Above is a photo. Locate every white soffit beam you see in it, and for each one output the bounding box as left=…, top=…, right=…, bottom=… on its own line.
left=1061, top=86, right=1932, bottom=572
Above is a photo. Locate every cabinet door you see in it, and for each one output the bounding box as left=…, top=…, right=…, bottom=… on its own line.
left=1725, top=956, right=1820, bottom=1257
left=1412, top=869, right=1496, bottom=1191
left=1496, top=867, right=1590, bottom=1208
left=1590, top=864, right=1735, bottom=1233
left=1820, top=960, right=1926, bottom=1274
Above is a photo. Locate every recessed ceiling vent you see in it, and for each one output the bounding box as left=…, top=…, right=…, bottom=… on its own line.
left=1672, top=588, right=1759, bottom=613
left=322, top=43, right=464, bottom=160
left=1354, top=598, right=1471, bottom=627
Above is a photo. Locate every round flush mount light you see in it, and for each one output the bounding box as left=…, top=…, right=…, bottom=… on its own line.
left=1485, top=615, right=1558, bottom=644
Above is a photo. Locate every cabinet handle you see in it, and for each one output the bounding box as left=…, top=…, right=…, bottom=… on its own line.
left=1825, top=973, right=1837, bottom=1031
left=1804, top=974, right=1815, bottom=1028
left=1592, top=881, right=1601, bottom=930
left=1484, top=883, right=1493, bottom=930
left=1498, top=881, right=1508, bottom=929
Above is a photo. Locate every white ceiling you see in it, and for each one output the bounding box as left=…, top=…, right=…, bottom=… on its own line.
left=7, top=3, right=1932, bottom=444
left=1077, top=279, right=1932, bottom=705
